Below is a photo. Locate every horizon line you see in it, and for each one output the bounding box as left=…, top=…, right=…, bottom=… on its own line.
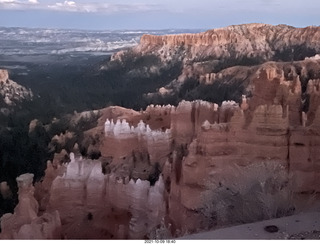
left=0, top=22, right=319, bottom=32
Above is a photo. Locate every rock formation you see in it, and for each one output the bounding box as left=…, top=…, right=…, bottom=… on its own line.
left=26, top=84, right=320, bottom=238
left=2, top=88, right=320, bottom=238
left=102, top=119, right=172, bottom=165
left=289, top=107, right=320, bottom=193
left=138, top=24, right=320, bottom=62
left=0, top=182, right=12, bottom=200
left=2, top=24, right=320, bottom=239
left=108, top=24, right=320, bottom=109
left=23, top=60, right=320, bottom=238
left=33, top=153, right=166, bottom=239
left=0, top=70, right=9, bottom=83
left=0, top=174, right=61, bottom=239
left=0, top=69, right=33, bottom=113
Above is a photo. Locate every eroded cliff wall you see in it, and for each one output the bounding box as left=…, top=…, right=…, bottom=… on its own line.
left=138, top=24, right=320, bottom=61
left=107, top=24, right=320, bottom=108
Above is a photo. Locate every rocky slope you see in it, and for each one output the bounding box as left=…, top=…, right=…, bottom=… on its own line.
left=107, top=24, right=320, bottom=107
left=0, top=69, right=33, bottom=114
left=138, top=24, right=320, bottom=62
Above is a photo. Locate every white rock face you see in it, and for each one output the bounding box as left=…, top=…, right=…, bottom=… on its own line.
left=221, top=100, right=238, bottom=108
left=145, top=104, right=173, bottom=111
left=46, top=155, right=166, bottom=239
left=105, top=174, right=166, bottom=239
left=173, top=100, right=193, bottom=113
left=105, top=119, right=171, bottom=139
left=202, top=120, right=211, bottom=130
left=147, top=176, right=165, bottom=230
left=219, top=100, right=240, bottom=123
left=305, top=54, right=320, bottom=60
left=104, top=119, right=172, bottom=162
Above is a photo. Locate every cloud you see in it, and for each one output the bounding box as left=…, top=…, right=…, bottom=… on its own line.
left=0, top=0, right=40, bottom=9
left=0, top=0, right=18, bottom=3
left=48, top=1, right=77, bottom=11
left=47, top=1, right=162, bottom=13
left=0, top=0, right=163, bottom=13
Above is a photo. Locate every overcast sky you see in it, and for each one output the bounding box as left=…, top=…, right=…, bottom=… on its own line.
left=0, top=0, right=319, bottom=30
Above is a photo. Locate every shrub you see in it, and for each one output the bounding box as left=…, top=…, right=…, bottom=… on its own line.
left=199, top=161, right=294, bottom=228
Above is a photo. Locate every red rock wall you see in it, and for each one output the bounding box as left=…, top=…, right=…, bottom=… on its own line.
left=289, top=108, right=320, bottom=192
left=173, top=105, right=289, bottom=210
left=170, top=100, right=218, bottom=145
left=139, top=24, right=320, bottom=59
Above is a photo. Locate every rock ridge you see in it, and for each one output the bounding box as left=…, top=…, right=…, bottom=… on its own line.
left=138, top=24, right=320, bottom=62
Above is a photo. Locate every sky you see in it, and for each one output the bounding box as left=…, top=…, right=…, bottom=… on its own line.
left=0, top=0, right=319, bottom=30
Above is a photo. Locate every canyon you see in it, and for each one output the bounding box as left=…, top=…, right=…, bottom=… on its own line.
left=1, top=23, right=320, bottom=239
left=2, top=64, right=320, bottom=239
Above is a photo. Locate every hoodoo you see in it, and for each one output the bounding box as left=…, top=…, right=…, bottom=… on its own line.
left=2, top=23, right=320, bottom=239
